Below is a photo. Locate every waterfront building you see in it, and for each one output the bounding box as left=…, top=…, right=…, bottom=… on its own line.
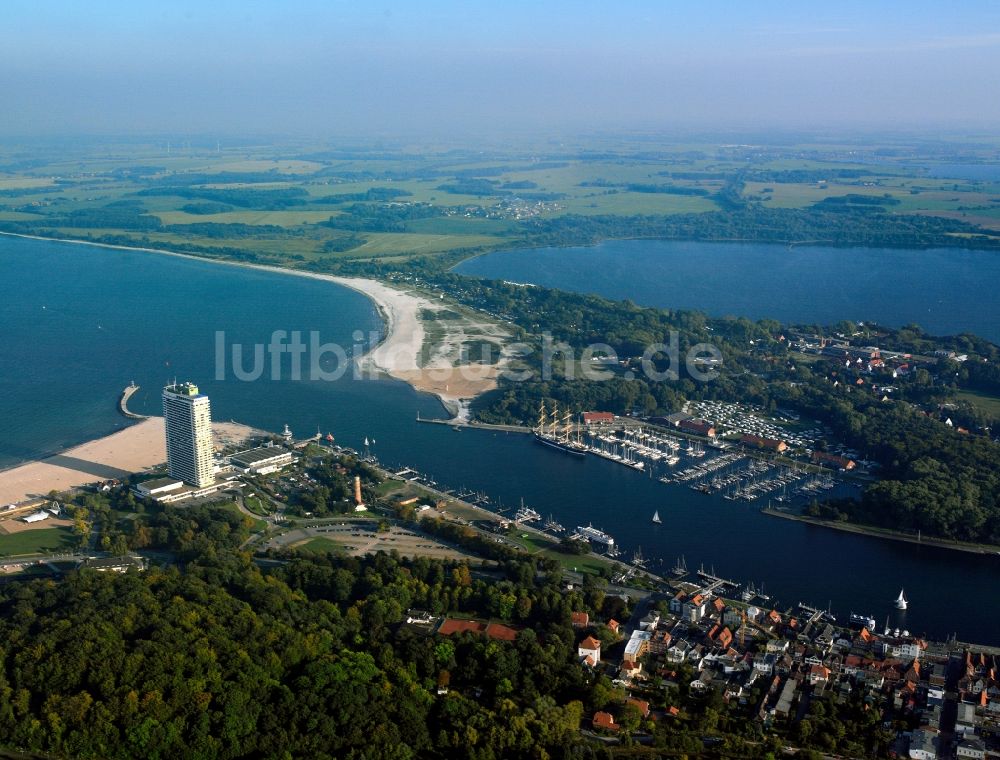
left=230, top=446, right=294, bottom=475
left=740, top=434, right=788, bottom=453
left=679, top=418, right=717, bottom=438
left=811, top=451, right=857, bottom=470
left=163, top=382, right=214, bottom=487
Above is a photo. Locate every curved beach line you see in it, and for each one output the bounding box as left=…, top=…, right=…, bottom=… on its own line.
left=0, top=231, right=467, bottom=416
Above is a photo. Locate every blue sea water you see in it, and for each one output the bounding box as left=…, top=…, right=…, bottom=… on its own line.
left=2, top=235, right=999, bottom=643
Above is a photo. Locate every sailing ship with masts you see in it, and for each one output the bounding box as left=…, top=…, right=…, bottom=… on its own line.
left=533, top=401, right=587, bottom=457
left=671, top=555, right=688, bottom=576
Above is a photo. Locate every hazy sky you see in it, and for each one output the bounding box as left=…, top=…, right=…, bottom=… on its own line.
left=4, top=1, right=1000, bottom=137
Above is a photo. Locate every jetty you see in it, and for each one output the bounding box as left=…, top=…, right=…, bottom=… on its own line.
left=118, top=382, right=148, bottom=420
left=696, top=568, right=739, bottom=589
left=416, top=414, right=531, bottom=434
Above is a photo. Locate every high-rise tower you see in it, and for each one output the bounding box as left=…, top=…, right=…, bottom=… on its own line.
left=162, top=382, right=214, bottom=487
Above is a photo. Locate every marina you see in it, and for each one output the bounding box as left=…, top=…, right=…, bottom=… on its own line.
left=530, top=419, right=847, bottom=509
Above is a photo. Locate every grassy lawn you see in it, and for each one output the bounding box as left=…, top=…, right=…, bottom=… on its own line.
left=559, top=191, right=717, bottom=216
left=506, top=531, right=615, bottom=576
left=956, top=389, right=1000, bottom=419
left=435, top=500, right=486, bottom=522
left=0, top=527, right=75, bottom=556
left=0, top=176, right=56, bottom=190
left=153, top=210, right=335, bottom=225
left=243, top=495, right=271, bottom=516
left=350, top=232, right=502, bottom=256
left=376, top=479, right=406, bottom=496
left=295, top=536, right=346, bottom=555
left=746, top=181, right=909, bottom=209
left=0, top=210, right=48, bottom=221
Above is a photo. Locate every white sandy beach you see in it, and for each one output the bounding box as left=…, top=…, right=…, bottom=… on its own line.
left=327, top=275, right=510, bottom=420
left=0, top=417, right=261, bottom=506
left=1, top=232, right=511, bottom=420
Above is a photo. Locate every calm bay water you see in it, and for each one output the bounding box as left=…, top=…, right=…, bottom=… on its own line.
left=2, top=236, right=999, bottom=644
left=456, top=240, right=1000, bottom=343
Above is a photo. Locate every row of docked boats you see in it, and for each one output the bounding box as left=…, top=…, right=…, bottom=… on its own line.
left=533, top=403, right=696, bottom=472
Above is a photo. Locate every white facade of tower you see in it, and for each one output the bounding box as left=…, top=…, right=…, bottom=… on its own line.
left=162, top=382, right=214, bottom=487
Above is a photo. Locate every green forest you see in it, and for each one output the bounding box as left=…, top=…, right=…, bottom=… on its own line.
left=0, top=501, right=804, bottom=760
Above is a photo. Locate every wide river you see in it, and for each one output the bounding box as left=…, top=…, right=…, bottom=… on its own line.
left=2, top=236, right=999, bottom=643
left=456, top=239, right=1000, bottom=343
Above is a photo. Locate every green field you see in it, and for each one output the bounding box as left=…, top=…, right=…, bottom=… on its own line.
left=243, top=495, right=271, bottom=516
left=0, top=526, right=75, bottom=556
left=376, top=479, right=406, bottom=496
left=2, top=135, right=1000, bottom=270
left=956, top=389, right=1000, bottom=418
left=296, top=536, right=346, bottom=555
left=153, top=209, right=336, bottom=225
left=506, top=531, right=615, bottom=577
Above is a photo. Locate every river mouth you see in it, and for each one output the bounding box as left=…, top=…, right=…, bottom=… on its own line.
left=4, top=234, right=1000, bottom=644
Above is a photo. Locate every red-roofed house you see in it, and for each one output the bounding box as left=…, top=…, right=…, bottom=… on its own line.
left=438, top=618, right=520, bottom=642
left=579, top=636, right=602, bottom=665
left=811, top=451, right=857, bottom=470
left=810, top=664, right=831, bottom=685
left=679, top=419, right=716, bottom=438
left=608, top=619, right=620, bottom=634
left=592, top=712, right=618, bottom=732
left=740, top=434, right=788, bottom=453
left=583, top=412, right=615, bottom=425
left=571, top=611, right=590, bottom=628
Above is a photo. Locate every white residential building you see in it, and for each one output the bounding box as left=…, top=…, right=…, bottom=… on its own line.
left=578, top=636, right=601, bottom=666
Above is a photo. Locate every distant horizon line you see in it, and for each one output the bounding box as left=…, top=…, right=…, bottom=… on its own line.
left=3, top=126, right=1000, bottom=147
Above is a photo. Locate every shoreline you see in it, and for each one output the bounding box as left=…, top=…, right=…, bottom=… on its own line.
left=0, top=231, right=504, bottom=420
left=0, top=417, right=263, bottom=506
left=761, top=507, right=1000, bottom=556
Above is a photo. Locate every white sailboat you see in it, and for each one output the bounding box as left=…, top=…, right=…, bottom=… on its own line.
left=894, top=588, right=908, bottom=610
left=651, top=510, right=662, bottom=524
